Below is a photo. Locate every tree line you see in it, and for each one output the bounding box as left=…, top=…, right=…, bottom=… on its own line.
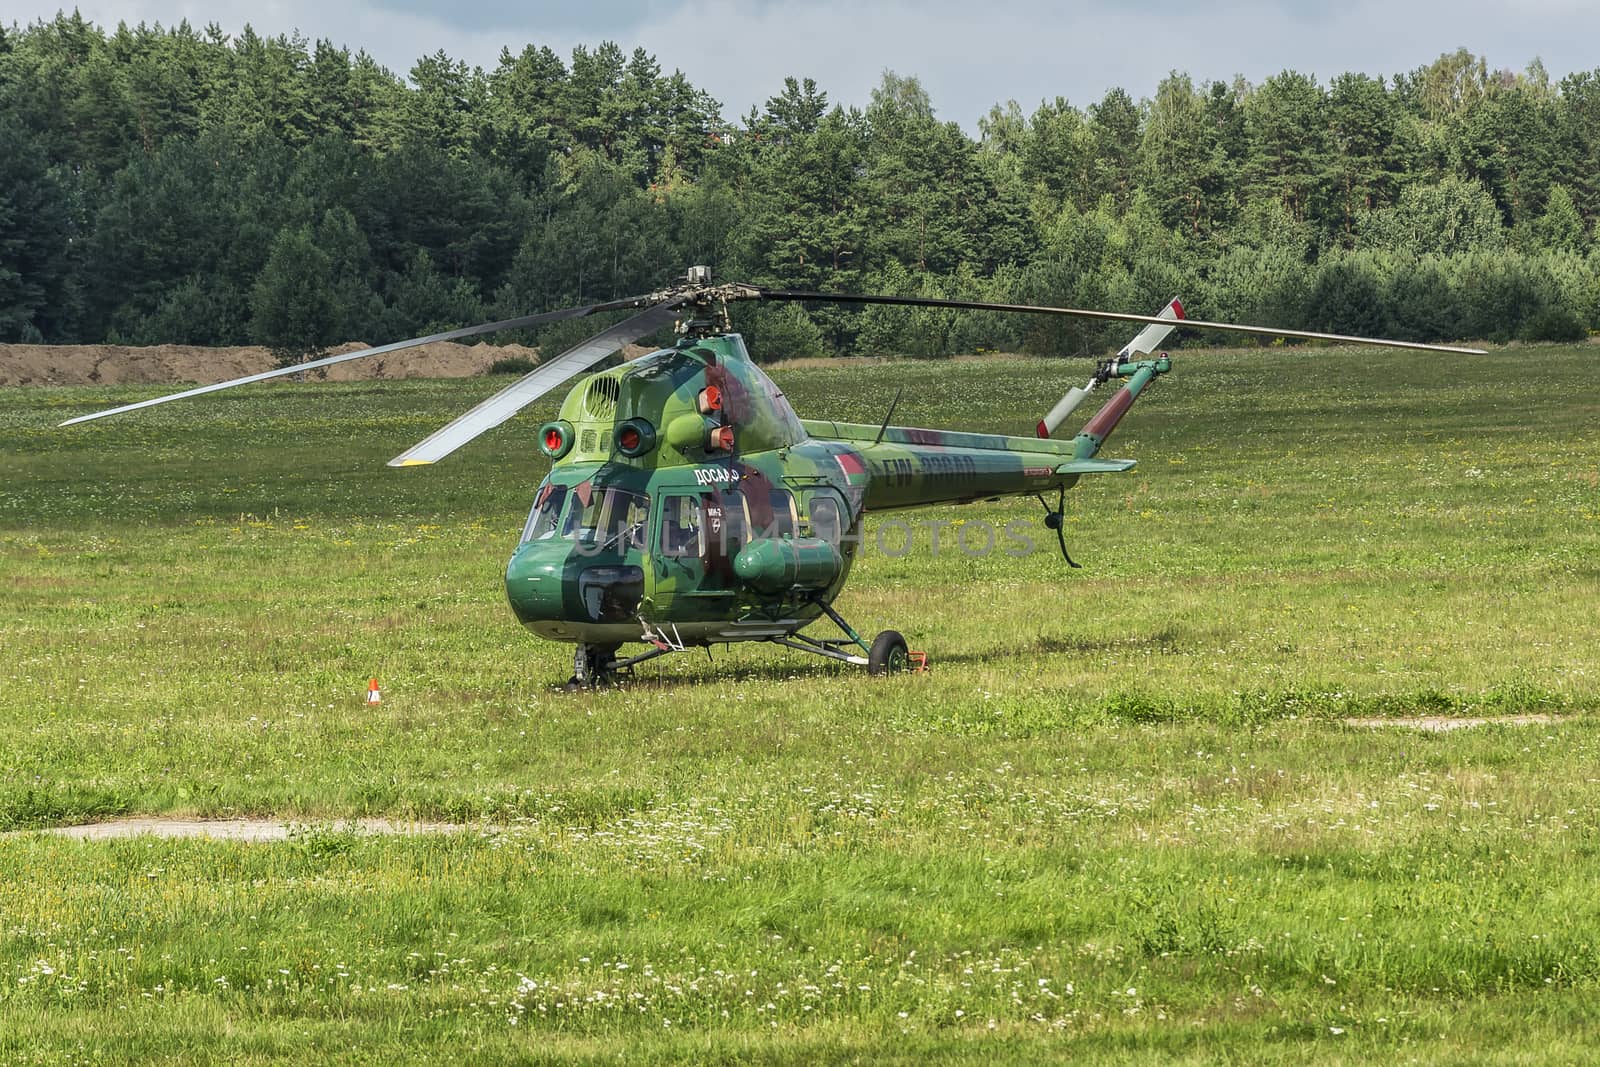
left=2, top=13, right=1598, bottom=362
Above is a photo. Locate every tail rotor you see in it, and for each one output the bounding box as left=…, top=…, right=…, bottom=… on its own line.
left=1036, top=297, right=1184, bottom=439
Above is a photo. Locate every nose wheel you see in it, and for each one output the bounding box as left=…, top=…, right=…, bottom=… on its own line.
left=564, top=643, right=621, bottom=691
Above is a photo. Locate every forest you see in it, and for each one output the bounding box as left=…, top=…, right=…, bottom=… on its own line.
left=2, top=12, right=1598, bottom=361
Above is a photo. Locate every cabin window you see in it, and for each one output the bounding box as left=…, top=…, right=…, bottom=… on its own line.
left=659, top=495, right=702, bottom=558
left=616, top=491, right=652, bottom=551
left=804, top=492, right=843, bottom=546
left=564, top=486, right=649, bottom=552
left=710, top=489, right=750, bottom=554
left=745, top=487, right=797, bottom=540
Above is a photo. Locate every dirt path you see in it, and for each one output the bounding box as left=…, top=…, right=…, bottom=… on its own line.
left=1342, top=714, right=1564, bottom=732
left=24, top=817, right=469, bottom=841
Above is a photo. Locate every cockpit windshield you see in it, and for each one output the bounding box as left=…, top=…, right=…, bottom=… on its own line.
left=521, top=482, right=650, bottom=552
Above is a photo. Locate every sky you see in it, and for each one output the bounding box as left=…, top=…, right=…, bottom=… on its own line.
left=9, top=1, right=1600, bottom=129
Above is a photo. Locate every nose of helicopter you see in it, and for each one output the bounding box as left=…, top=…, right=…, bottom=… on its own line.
left=504, top=540, right=570, bottom=624
left=505, top=540, right=647, bottom=628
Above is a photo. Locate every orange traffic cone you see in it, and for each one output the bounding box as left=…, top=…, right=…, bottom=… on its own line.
left=366, top=678, right=382, bottom=705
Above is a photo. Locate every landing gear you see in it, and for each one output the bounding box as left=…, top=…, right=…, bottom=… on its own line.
left=561, top=641, right=674, bottom=691
left=867, top=630, right=909, bottom=675
left=771, top=599, right=925, bottom=675
left=1036, top=488, right=1081, bottom=568
left=564, top=643, right=620, bottom=691
left=560, top=607, right=925, bottom=688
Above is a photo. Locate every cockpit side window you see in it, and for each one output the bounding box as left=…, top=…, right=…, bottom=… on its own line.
left=521, top=482, right=568, bottom=543
left=524, top=483, right=648, bottom=551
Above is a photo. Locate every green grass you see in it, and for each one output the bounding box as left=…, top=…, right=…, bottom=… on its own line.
left=1, top=345, right=1599, bottom=1063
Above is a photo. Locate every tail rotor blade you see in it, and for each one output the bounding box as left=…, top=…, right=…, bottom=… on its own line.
left=387, top=299, right=684, bottom=467
left=1038, top=297, right=1184, bottom=439
left=1119, top=297, right=1184, bottom=358
left=1037, top=385, right=1093, bottom=439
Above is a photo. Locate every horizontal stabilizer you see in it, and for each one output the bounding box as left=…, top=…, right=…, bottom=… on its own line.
left=1055, top=458, right=1137, bottom=475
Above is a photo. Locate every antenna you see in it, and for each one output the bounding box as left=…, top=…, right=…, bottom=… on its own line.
left=874, top=386, right=904, bottom=445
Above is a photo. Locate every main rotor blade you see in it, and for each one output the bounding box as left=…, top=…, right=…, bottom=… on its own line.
left=759, top=290, right=1488, bottom=356
left=387, top=298, right=684, bottom=467
left=58, top=293, right=660, bottom=427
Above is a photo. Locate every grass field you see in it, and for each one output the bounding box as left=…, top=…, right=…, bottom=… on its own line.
left=2, top=345, right=1599, bottom=1064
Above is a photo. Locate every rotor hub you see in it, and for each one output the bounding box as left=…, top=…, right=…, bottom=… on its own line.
left=654, top=269, right=764, bottom=337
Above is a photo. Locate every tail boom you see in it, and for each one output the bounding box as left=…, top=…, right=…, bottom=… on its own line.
left=801, top=419, right=1134, bottom=511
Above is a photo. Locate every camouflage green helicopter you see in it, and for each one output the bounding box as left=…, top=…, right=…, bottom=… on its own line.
left=63, top=268, right=1482, bottom=687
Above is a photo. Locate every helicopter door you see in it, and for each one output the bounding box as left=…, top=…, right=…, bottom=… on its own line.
left=648, top=489, right=747, bottom=612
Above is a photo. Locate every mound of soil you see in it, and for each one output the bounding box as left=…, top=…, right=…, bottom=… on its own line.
left=0, top=340, right=544, bottom=387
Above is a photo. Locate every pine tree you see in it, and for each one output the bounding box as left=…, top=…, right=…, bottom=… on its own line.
left=404, top=50, right=485, bottom=159
left=382, top=249, right=484, bottom=337
left=1021, top=98, right=1094, bottom=210
left=1324, top=73, right=1405, bottom=242
left=763, top=77, right=828, bottom=142
left=1087, top=88, right=1140, bottom=212
left=0, top=117, right=80, bottom=340
left=251, top=225, right=337, bottom=363
left=1245, top=71, right=1327, bottom=225
left=1535, top=185, right=1586, bottom=252
left=1138, top=73, right=1220, bottom=234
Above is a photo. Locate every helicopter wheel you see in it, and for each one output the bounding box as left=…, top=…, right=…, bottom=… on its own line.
left=867, top=630, right=909, bottom=676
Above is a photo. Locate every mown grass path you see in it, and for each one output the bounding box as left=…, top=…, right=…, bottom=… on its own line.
left=1, top=347, right=1598, bottom=1062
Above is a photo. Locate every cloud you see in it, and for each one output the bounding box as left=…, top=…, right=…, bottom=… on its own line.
left=9, top=0, right=1599, bottom=129
left=370, top=0, right=678, bottom=34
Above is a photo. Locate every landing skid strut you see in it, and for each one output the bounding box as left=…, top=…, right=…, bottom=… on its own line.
left=562, top=600, right=924, bottom=690
left=772, top=599, right=923, bottom=676
left=771, top=599, right=872, bottom=666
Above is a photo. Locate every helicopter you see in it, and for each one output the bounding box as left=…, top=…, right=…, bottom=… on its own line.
left=62, top=267, right=1483, bottom=688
